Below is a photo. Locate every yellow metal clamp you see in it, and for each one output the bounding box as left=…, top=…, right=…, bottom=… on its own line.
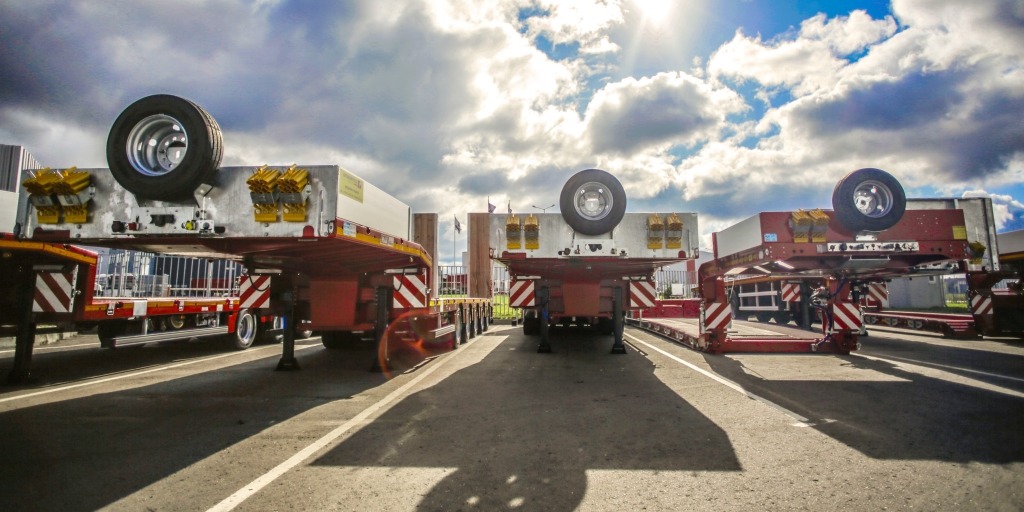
left=647, top=214, right=665, bottom=249
left=278, top=165, right=311, bottom=222
left=246, top=165, right=311, bottom=222
left=789, top=209, right=829, bottom=243
left=505, top=214, right=522, bottom=250
left=247, top=166, right=281, bottom=222
left=22, top=167, right=93, bottom=224
left=666, top=213, right=684, bottom=249
left=524, top=214, right=540, bottom=250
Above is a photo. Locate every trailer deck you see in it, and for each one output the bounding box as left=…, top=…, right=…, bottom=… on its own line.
left=629, top=316, right=829, bottom=353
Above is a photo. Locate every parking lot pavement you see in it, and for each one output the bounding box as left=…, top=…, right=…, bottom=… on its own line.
left=0, top=324, right=1022, bottom=511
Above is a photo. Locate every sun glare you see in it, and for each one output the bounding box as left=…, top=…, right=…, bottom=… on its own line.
left=633, top=0, right=673, bottom=25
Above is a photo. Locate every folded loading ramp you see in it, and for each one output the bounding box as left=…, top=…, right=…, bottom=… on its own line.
left=630, top=317, right=825, bottom=353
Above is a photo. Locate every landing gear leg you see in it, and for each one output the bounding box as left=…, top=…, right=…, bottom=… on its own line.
left=537, top=287, right=552, bottom=353
left=275, top=282, right=300, bottom=371
left=370, top=286, right=390, bottom=373
left=538, top=305, right=552, bottom=353
left=611, top=286, right=626, bottom=354
left=7, top=266, right=36, bottom=385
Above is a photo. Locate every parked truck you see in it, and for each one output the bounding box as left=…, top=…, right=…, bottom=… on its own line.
left=8, top=94, right=490, bottom=383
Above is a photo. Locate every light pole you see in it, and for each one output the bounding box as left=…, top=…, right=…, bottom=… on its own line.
left=532, top=203, right=555, bottom=214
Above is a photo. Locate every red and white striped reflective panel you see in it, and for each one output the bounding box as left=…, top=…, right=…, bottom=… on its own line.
left=866, top=282, right=889, bottom=308
left=33, top=269, right=78, bottom=313
left=393, top=274, right=427, bottom=309
left=509, top=280, right=536, bottom=307
left=630, top=281, right=657, bottom=308
left=704, top=301, right=731, bottom=330
left=239, top=275, right=272, bottom=309
left=831, top=302, right=862, bottom=330
left=780, top=282, right=801, bottom=303
left=971, top=294, right=993, bottom=316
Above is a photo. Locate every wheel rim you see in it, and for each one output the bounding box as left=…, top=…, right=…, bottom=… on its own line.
left=125, top=114, right=189, bottom=177
left=167, top=315, right=185, bottom=330
left=852, top=179, right=894, bottom=219
left=237, top=313, right=255, bottom=344
left=573, top=181, right=614, bottom=221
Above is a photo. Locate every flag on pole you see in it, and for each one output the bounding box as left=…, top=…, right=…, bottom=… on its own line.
left=487, top=197, right=496, bottom=214
left=454, top=215, right=462, bottom=234
left=507, top=200, right=512, bottom=215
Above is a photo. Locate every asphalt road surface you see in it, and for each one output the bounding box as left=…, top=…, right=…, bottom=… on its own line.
left=1, top=322, right=1022, bottom=511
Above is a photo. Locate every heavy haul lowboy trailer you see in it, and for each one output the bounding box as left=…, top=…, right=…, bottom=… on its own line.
left=0, top=236, right=286, bottom=346
left=724, top=274, right=988, bottom=339
left=718, top=193, right=1023, bottom=340
left=8, top=94, right=490, bottom=383
left=632, top=168, right=984, bottom=354
left=490, top=168, right=698, bottom=353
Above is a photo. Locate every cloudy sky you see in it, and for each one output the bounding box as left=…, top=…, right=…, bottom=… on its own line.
left=2, top=0, right=1022, bottom=264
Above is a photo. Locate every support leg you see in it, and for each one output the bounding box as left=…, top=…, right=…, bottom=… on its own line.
left=459, top=305, right=468, bottom=344
left=611, top=286, right=626, bottom=354
left=275, top=310, right=300, bottom=371
left=370, top=286, right=390, bottom=373
left=7, top=266, right=37, bottom=385
left=537, top=305, right=551, bottom=353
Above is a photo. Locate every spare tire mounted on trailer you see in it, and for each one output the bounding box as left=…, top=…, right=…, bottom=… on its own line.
left=559, top=168, right=627, bottom=236
left=831, top=167, right=906, bottom=233
left=106, top=94, right=223, bottom=201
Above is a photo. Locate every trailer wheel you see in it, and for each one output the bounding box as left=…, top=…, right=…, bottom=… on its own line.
left=107, top=94, right=223, bottom=201
left=559, top=168, right=627, bottom=236
left=228, top=309, right=258, bottom=350
left=832, top=168, right=906, bottom=232
left=523, top=316, right=539, bottom=336
left=295, top=320, right=313, bottom=340
left=167, top=314, right=187, bottom=330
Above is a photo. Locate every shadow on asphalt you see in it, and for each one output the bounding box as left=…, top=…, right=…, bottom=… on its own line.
left=313, top=326, right=742, bottom=511
left=0, top=337, right=393, bottom=511
left=702, top=347, right=1024, bottom=464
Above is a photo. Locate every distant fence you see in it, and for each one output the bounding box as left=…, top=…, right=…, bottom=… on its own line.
left=94, top=249, right=245, bottom=298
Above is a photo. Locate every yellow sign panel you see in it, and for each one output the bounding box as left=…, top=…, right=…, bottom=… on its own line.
left=338, top=168, right=364, bottom=203
left=952, top=225, right=968, bottom=240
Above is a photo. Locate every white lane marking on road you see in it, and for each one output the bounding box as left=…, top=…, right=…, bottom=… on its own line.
left=854, top=353, right=1024, bottom=399
left=863, top=353, right=1024, bottom=384
left=625, top=332, right=815, bottom=427
left=207, top=336, right=505, bottom=512
left=0, top=344, right=315, bottom=404
left=0, top=342, right=98, bottom=355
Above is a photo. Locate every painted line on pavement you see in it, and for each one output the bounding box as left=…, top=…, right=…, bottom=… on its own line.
left=862, top=353, right=1024, bottom=384
left=0, top=344, right=315, bottom=404
left=0, top=342, right=99, bottom=355
left=207, top=335, right=503, bottom=512
left=855, top=353, right=1024, bottom=399
left=625, top=332, right=817, bottom=427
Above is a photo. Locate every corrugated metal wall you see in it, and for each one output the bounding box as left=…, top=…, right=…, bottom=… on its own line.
left=0, top=144, right=42, bottom=192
